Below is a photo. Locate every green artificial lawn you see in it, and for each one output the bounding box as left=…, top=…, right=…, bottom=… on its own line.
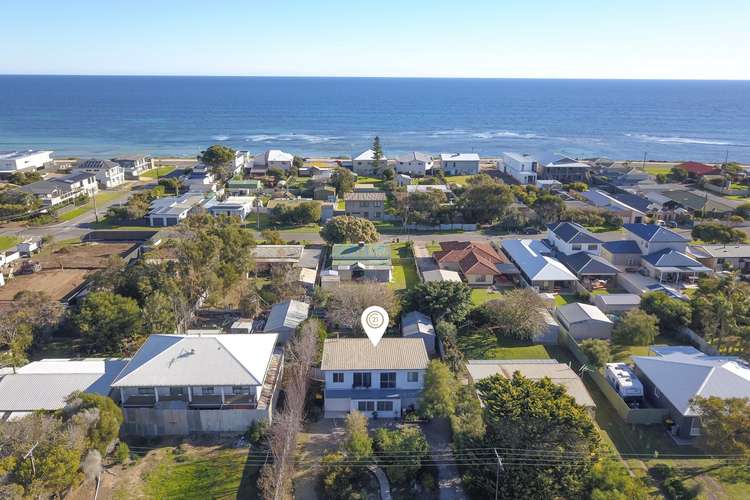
left=140, top=166, right=176, bottom=178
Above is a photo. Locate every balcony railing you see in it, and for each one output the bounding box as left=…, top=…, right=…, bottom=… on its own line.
left=122, top=393, right=257, bottom=409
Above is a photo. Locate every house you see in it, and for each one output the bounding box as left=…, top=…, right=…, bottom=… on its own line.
left=184, top=170, right=218, bottom=193
left=0, top=358, right=128, bottom=421
left=433, top=241, right=518, bottom=287
left=632, top=346, right=750, bottom=439
left=226, top=178, right=263, bottom=196
left=112, top=333, right=283, bottom=436
left=112, top=156, right=151, bottom=178
left=502, top=152, right=538, bottom=185
left=321, top=338, right=429, bottom=418
left=623, top=223, right=689, bottom=255
left=536, top=179, right=562, bottom=191
left=206, top=196, right=258, bottom=220
left=555, top=302, right=613, bottom=340
left=580, top=189, right=646, bottom=224
left=147, top=193, right=207, bottom=226
left=500, top=239, right=578, bottom=292
left=19, top=172, right=98, bottom=206
left=73, top=159, right=125, bottom=188
left=263, top=299, right=310, bottom=343
left=547, top=221, right=602, bottom=255
left=0, top=150, right=54, bottom=177
left=251, top=245, right=304, bottom=273
left=422, top=269, right=462, bottom=283
left=693, top=244, right=750, bottom=273
left=401, top=311, right=436, bottom=356
left=331, top=243, right=392, bottom=282
left=540, top=156, right=591, bottom=183
left=254, top=149, right=294, bottom=171
left=352, top=149, right=388, bottom=176
left=313, top=185, right=336, bottom=202
left=557, top=251, right=619, bottom=288
left=395, top=152, right=433, bottom=176
left=674, top=161, right=720, bottom=178
left=0, top=248, right=20, bottom=269
left=592, top=293, right=641, bottom=314
left=439, top=153, right=480, bottom=175
left=406, top=184, right=452, bottom=196
left=344, top=191, right=386, bottom=221
left=615, top=168, right=650, bottom=185
left=660, top=190, right=735, bottom=217
left=233, top=151, right=251, bottom=176
left=601, top=240, right=642, bottom=268
left=466, top=359, right=595, bottom=410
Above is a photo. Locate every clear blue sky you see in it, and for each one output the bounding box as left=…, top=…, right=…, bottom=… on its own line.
left=2, top=0, right=748, bottom=79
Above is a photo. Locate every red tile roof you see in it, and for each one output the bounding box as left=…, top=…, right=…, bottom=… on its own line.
left=434, top=241, right=508, bottom=276
left=675, top=162, right=720, bottom=176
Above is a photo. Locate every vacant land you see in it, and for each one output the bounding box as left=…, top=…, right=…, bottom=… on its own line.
left=34, top=242, right=136, bottom=269
left=390, top=242, right=419, bottom=290
left=458, top=330, right=552, bottom=360
left=0, top=235, right=20, bottom=251
left=0, top=268, right=88, bottom=301
left=140, top=166, right=175, bottom=178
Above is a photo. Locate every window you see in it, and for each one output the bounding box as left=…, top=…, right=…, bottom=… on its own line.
left=169, top=387, right=184, bottom=397
left=232, top=386, right=251, bottom=395
left=380, top=372, right=396, bottom=389
left=690, top=418, right=702, bottom=437
left=588, top=244, right=598, bottom=251
left=333, top=373, right=344, bottom=383
left=407, top=372, right=419, bottom=383
left=357, top=401, right=375, bottom=412
left=572, top=244, right=582, bottom=251
left=201, top=387, right=215, bottom=395
left=138, top=387, right=155, bottom=395
left=377, top=401, right=394, bottom=412
left=353, top=372, right=371, bottom=388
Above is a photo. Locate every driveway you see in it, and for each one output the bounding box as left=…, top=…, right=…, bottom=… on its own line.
left=423, top=419, right=466, bottom=500
left=294, top=418, right=346, bottom=500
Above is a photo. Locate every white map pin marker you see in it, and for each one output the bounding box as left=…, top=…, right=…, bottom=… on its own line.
left=362, top=306, right=389, bottom=347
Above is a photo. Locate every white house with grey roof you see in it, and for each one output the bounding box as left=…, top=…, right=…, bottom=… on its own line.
left=112, top=333, right=283, bottom=436
left=353, top=149, right=388, bottom=176
left=147, top=193, right=207, bottom=226
left=73, top=158, right=125, bottom=188
left=633, top=346, right=750, bottom=440
left=439, top=153, right=480, bottom=175
left=0, top=358, right=127, bottom=421
left=501, top=152, right=538, bottom=185
left=547, top=221, right=602, bottom=256
left=254, top=149, right=294, bottom=171
left=321, top=338, right=429, bottom=418
left=0, top=150, right=54, bottom=177
left=395, top=152, right=433, bottom=176
left=263, top=299, right=310, bottom=343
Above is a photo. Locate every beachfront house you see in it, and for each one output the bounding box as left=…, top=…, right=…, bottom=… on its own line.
left=502, top=152, right=538, bottom=185
left=0, top=150, right=54, bottom=178
left=254, top=149, right=294, bottom=171
left=112, top=156, right=152, bottom=178
left=540, top=156, right=592, bottom=183
left=344, top=191, right=386, bottom=221
left=352, top=149, right=388, bottom=176
left=632, top=346, right=750, bottom=440
left=321, top=338, right=429, bottom=418
left=112, top=333, right=283, bottom=436
left=439, top=153, right=480, bottom=175
left=73, top=159, right=125, bottom=188
left=395, top=152, right=433, bottom=176
left=330, top=242, right=392, bottom=282
left=500, top=239, right=578, bottom=292
left=20, top=172, right=99, bottom=207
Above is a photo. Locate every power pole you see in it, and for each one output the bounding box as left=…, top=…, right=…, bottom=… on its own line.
left=92, top=189, right=99, bottom=223
left=494, top=448, right=504, bottom=500
left=23, top=442, right=39, bottom=477
left=641, top=152, right=647, bottom=170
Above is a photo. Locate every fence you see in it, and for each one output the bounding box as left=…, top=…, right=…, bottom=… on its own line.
left=558, top=330, right=669, bottom=425
left=675, top=326, right=719, bottom=355
left=403, top=223, right=477, bottom=232
left=702, top=183, right=750, bottom=197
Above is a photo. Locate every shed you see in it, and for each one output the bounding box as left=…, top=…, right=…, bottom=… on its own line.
left=263, top=299, right=310, bottom=343
left=592, top=293, right=641, bottom=314
left=401, top=311, right=436, bottom=356
left=556, top=302, right=613, bottom=340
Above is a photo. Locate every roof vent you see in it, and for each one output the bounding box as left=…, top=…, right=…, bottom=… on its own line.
left=358, top=241, right=365, bottom=247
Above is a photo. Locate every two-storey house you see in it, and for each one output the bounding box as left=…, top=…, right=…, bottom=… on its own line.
left=20, top=172, right=98, bottom=207
left=73, top=159, right=125, bottom=188
left=547, top=222, right=619, bottom=287
left=395, top=152, right=433, bottom=176
left=439, top=153, right=480, bottom=175
left=112, top=155, right=152, bottom=178
left=344, top=191, right=386, bottom=221
left=353, top=149, right=388, bottom=176
left=321, top=338, right=429, bottom=418
left=112, top=333, right=283, bottom=436
left=502, top=152, right=538, bottom=185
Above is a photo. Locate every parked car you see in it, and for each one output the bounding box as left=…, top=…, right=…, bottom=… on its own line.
left=522, top=227, right=540, bottom=235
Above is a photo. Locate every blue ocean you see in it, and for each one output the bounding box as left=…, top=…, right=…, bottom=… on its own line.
left=1, top=75, right=749, bottom=162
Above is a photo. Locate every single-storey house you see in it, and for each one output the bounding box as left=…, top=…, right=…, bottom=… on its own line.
left=694, top=244, right=750, bottom=273
left=660, top=189, right=735, bottom=217
left=0, top=149, right=53, bottom=177
left=206, top=196, right=259, bottom=220
left=500, top=239, right=578, bottom=292
left=580, top=189, right=646, bottom=224
left=401, top=311, right=436, bottom=356
left=558, top=251, right=619, bottom=288
left=0, top=358, right=128, bottom=421
left=263, top=299, right=310, bottom=343
left=556, top=302, right=613, bottom=340
left=251, top=245, right=304, bottom=273
left=674, top=161, right=720, bottom=178
left=321, top=338, right=429, bottom=418
left=640, top=248, right=711, bottom=285
left=314, top=185, right=337, bottom=202
left=331, top=243, right=392, bottom=282
left=433, top=241, right=519, bottom=287
left=113, top=333, right=283, bottom=436
left=466, top=359, right=595, bottom=410
left=592, top=293, right=641, bottom=314
left=226, top=178, right=263, bottom=196
left=633, top=346, right=750, bottom=440
left=147, top=193, right=207, bottom=226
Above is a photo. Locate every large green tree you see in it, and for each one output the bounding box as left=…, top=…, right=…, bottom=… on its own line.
left=320, top=215, right=379, bottom=244
left=612, top=309, right=658, bottom=346
left=589, top=458, right=649, bottom=500
left=460, top=373, right=600, bottom=499
left=459, top=175, right=514, bottom=224
left=198, top=144, right=236, bottom=180
left=533, top=193, right=566, bottom=224
left=402, top=280, right=472, bottom=324
left=469, top=288, right=547, bottom=341
left=690, top=396, right=750, bottom=456
left=373, top=426, right=430, bottom=485
left=580, top=339, right=611, bottom=368
left=640, top=291, right=691, bottom=331
left=692, top=222, right=746, bottom=244
left=690, top=274, right=750, bottom=354
left=331, top=168, right=355, bottom=196
left=419, top=360, right=460, bottom=419
left=74, top=291, right=143, bottom=353
left=344, top=411, right=372, bottom=460
left=63, top=392, right=124, bottom=455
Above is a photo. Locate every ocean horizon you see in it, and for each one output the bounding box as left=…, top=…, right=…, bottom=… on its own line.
left=1, top=75, right=749, bottom=162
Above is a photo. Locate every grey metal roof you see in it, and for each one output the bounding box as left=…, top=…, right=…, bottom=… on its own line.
left=698, top=244, right=750, bottom=259
left=75, top=158, right=120, bottom=170
left=559, top=252, right=619, bottom=276
left=623, top=223, right=688, bottom=243
left=0, top=359, right=127, bottom=412
left=396, top=152, right=432, bottom=163
left=401, top=311, right=435, bottom=337
left=251, top=245, right=304, bottom=262
left=548, top=222, right=601, bottom=244
left=263, top=300, right=310, bottom=334
left=111, top=334, right=278, bottom=387
left=321, top=338, right=429, bottom=371
left=594, top=293, right=641, bottom=306
left=602, top=240, right=642, bottom=254
left=556, top=303, right=611, bottom=324
left=344, top=191, right=387, bottom=201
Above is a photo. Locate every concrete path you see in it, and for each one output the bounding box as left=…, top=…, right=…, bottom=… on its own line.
left=368, top=465, right=393, bottom=500
left=423, top=419, right=467, bottom=500
left=413, top=242, right=438, bottom=276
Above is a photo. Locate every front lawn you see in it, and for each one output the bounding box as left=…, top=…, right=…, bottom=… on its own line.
left=471, top=288, right=501, bottom=306
left=390, top=243, right=418, bottom=290
left=355, top=175, right=382, bottom=184
left=140, top=166, right=176, bottom=178
left=0, top=235, right=20, bottom=251
left=57, top=191, right=127, bottom=222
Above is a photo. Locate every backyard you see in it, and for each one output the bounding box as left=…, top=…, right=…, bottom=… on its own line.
left=470, top=287, right=502, bottom=306
left=390, top=242, right=419, bottom=291
left=457, top=329, right=553, bottom=360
